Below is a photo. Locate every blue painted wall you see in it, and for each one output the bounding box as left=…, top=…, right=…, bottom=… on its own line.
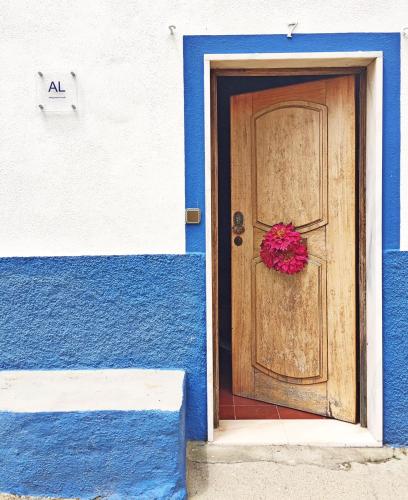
left=0, top=409, right=186, bottom=499
left=0, top=255, right=207, bottom=440
left=383, top=250, right=408, bottom=446
left=184, top=33, right=400, bottom=252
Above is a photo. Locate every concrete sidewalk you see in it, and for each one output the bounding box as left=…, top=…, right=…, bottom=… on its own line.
left=187, top=442, right=408, bottom=500
left=1, top=444, right=407, bottom=500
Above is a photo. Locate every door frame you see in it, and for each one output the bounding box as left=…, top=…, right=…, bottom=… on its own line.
left=204, top=52, right=383, bottom=445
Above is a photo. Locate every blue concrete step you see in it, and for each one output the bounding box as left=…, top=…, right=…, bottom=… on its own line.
left=0, top=369, right=186, bottom=499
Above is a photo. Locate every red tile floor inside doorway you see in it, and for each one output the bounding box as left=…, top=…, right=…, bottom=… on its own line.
left=219, top=348, right=326, bottom=420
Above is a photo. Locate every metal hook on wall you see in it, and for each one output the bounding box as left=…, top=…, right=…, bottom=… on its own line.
left=168, top=25, right=176, bottom=35
left=287, top=22, right=298, bottom=39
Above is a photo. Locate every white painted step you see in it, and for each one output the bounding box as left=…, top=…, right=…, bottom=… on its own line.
left=0, top=368, right=185, bottom=412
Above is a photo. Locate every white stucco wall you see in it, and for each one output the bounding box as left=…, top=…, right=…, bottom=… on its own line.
left=1, top=0, right=408, bottom=256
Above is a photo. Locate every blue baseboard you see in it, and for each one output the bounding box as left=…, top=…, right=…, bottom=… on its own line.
left=0, top=408, right=186, bottom=499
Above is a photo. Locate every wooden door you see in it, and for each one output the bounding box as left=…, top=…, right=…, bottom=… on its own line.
left=231, top=76, right=356, bottom=422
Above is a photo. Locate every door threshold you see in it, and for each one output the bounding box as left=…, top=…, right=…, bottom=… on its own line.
left=214, top=419, right=382, bottom=447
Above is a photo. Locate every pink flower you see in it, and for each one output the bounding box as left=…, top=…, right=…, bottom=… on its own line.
left=261, top=223, right=301, bottom=251
left=260, top=241, right=278, bottom=269
left=271, top=242, right=308, bottom=275
left=260, top=223, right=308, bottom=275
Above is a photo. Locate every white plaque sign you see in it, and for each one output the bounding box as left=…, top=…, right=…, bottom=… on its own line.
left=37, top=72, right=78, bottom=112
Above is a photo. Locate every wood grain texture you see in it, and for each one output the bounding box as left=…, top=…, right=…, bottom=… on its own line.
left=210, top=72, right=219, bottom=428
left=252, top=80, right=326, bottom=114
left=255, top=370, right=327, bottom=414
left=253, top=101, right=327, bottom=231
left=231, top=76, right=357, bottom=421
left=326, top=76, right=357, bottom=423
left=231, top=92, right=254, bottom=396
left=253, top=255, right=327, bottom=384
left=358, top=71, right=368, bottom=428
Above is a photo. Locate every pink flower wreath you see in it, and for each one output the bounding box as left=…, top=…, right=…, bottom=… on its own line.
left=260, top=223, right=308, bottom=275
